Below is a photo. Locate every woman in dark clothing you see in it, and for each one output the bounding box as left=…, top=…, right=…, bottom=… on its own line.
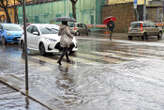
left=57, top=21, right=74, bottom=65
left=107, top=21, right=115, bottom=40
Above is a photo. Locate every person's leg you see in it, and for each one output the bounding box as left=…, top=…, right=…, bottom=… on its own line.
left=65, top=48, right=71, bottom=62
left=69, top=43, right=74, bottom=51
left=110, top=30, right=113, bottom=40
left=57, top=48, right=67, bottom=65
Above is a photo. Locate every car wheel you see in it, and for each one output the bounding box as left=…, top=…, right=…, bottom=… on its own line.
left=141, top=36, right=144, bottom=41
left=128, top=36, right=133, bottom=40
left=39, top=43, right=47, bottom=56
left=143, top=33, right=148, bottom=40
left=86, top=32, right=89, bottom=36
left=158, top=32, right=162, bottom=40
left=1, top=37, right=7, bottom=45
left=21, top=41, right=25, bottom=52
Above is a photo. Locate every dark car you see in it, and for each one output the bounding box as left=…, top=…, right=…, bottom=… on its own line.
left=69, top=22, right=89, bottom=36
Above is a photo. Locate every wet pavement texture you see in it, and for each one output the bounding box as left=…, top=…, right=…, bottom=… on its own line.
left=0, top=83, right=49, bottom=110
left=1, top=35, right=164, bottom=110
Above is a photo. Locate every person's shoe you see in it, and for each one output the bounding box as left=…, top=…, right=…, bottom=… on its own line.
left=57, top=61, right=62, bottom=65
left=67, top=60, right=75, bottom=64
left=67, top=59, right=71, bottom=63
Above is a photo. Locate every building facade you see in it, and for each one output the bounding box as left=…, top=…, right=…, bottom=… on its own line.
left=17, top=0, right=106, bottom=24
left=107, top=0, right=151, bottom=5
left=103, top=0, right=164, bottom=32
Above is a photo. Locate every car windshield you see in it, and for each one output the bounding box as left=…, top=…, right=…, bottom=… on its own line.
left=68, top=23, right=75, bottom=27
left=131, top=23, right=141, bottom=28
left=3, top=24, right=22, bottom=31
left=39, top=26, right=59, bottom=34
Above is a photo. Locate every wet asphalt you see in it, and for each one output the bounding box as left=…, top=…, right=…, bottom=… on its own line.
left=1, top=34, right=164, bottom=110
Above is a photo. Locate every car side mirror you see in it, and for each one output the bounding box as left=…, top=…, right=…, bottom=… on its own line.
left=33, top=32, right=39, bottom=36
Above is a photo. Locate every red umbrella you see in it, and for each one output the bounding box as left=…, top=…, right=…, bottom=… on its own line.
left=103, top=16, right=116, bottom=24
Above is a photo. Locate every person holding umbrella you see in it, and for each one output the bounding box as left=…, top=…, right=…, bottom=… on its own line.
left=56, top=17, right=76, bottom=65
left=103, top=16, right=116, bottom=40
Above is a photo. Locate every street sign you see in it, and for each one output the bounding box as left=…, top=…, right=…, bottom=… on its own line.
left=134, top=0, right=137, bottom=9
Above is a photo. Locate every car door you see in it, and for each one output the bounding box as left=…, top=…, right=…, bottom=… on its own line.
left=153, top=24, right=159, bottom=36
left=31, top=26, right=40, bottom=49
left=26, top=25, right=34, bottom=49
left=77, top=23, right=84, bottom=34
left=146, top=22, right=154, bottom=36
left=148, top=22, right=157, bottom=36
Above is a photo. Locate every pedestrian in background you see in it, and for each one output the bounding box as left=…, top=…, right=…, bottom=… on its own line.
left=57, top=21, right=74, bottom=65
left=107, top=21, right=115, bottom=40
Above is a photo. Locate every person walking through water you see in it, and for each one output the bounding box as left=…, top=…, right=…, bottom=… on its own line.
left=107, top=21, right=115, bottom=40
left=57, top=21, right=74, bottom=65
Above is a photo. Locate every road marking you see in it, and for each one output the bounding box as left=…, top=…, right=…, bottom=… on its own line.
left=78, top=37, right=164, bottom=47
left=76, top=52, right=122, bottom=64
left=30, top=51, right=126, bottom=66
left=91, top=51, right=134, bottom=61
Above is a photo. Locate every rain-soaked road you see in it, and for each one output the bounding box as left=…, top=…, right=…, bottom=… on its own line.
left=1, top=34, right=164, bottom=110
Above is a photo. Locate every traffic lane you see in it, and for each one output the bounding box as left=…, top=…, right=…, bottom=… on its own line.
left=89, top=32, right=164, bottom=41
left=1, top=38, right=164, bottom=74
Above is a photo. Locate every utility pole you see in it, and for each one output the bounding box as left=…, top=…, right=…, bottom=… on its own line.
left=134, top=0, right=138, bottom=21
left=143, top=0, right=146, bottom=21
left=23, top=0, right=29, bottom=95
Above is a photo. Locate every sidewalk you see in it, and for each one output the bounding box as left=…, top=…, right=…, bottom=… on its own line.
left=89, top=32, right=128, bottom=40
left=0, top=81, right=49, bottom=110
left=89, top=32, right=164, bottom=43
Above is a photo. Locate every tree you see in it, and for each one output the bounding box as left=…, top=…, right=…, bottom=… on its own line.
left=16, top=0, right=22, bottom=4
left=0, top=0, right=11, bottom=23
left=70, top=0, right=78, bottom=19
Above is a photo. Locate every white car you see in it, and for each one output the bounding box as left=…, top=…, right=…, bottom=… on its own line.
left=20, top=24, right=78, bottom=56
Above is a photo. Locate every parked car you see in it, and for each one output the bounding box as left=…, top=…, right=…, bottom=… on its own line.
left=69, top=22, right=89, bottom=36
left=20, top=24, right=78, bottom=56
left=128, top=21, right=163, bottom=40
left=0, top=23, right=23, bottom=45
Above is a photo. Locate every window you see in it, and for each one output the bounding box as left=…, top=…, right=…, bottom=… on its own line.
left=78, top=24, right=83, bottom=28
left=3, top=24, right=22, bottom=31
left=56, top=14, right=61, bottom=17
left=27, top=26, right=33, bottom=33
left=131, top=23, right=140, bottom=28
left=39, top=26, right=58, bottom=34
left=32, top=26, right=38, bottom=33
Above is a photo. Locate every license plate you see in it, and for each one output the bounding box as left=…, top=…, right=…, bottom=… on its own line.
left=132, top=30, right=137, bottom=32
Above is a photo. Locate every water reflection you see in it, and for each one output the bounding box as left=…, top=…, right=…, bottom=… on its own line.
left=56, top=64, right=82, bottom=107
left=25, top=96, right=29, bottom=109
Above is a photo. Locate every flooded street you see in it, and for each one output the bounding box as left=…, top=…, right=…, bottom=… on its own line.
left=1, top=35, right=164, bottom=110
left=0, top=83, right=49, bottom=110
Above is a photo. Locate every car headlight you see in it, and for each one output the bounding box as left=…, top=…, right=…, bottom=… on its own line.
left=7, top=32, right=12, bottom=36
